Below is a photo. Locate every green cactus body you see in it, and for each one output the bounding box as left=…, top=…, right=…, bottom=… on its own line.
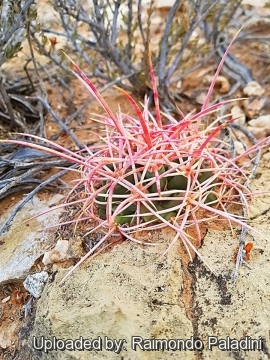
left=140, top=202, right=159, bottom=222
left=198, top=171, right=214, bottom=184
left=98, top=206, right=107, bottom=219
left=140, top=201, right=177, bottom=222
left=124, top=170, right=140, bottom=185
left=113, top=202, right=137, bottom=215
left=104, top=163, right=115, bottom=171
left=97, top=162, right=217, bottom=224
left=160, top=210, right=177, bottom=221
left=143, top=165, right=166, bottom=193
left=167, top=174, right=188, bottom=191
left=114, top=213, right=133, bottom=225
left=96, top=190, right=107, bottom=209
left=160, top=193, right=182, bottom=210
left=204, top=192, right=218, bottom=206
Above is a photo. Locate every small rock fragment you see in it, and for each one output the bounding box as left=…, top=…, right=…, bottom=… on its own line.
left=234, top=141, right=245, bottom=155
left=176, top=80, right=182, bottom=89
left=23, top=271, right=48, bottom=298
left=204, top=75, right=230, bottom=93
left=195, top=92, right=207, bottom=105
left=246, top=115, right=270, bottom=140
left=42, top=240, right=69, bottom=265
left=67, top=236, right=85, bottom=259
left=243, top=97, right=270, bottom=118
left=243, top=81, right=265, bottom=97
left=246, top=126, right=267, bottom=140
left=0, top=194, right=63, bottom=285
left=156, top=0, right=179, bottom=8
left=2, top=296, right=10, bottom=303
left=249, top=114, right=270, bottom=129
left=231, top=105, right=246, bottom=126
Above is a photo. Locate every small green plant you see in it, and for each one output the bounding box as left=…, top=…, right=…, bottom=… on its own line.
left=3, top=32, right=269, bottom=283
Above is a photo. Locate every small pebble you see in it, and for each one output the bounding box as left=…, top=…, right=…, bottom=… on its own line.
left=243, top=81, right=265, bottom=97
left=246, top=126, right=267, bottom=140
left=195, top=92, right=207, bottom=105
left=234, top=141, right=245, bottom=155
left=243, top=97, right=270, bottom=118
left=231, top=105, right=246, bottom=126
left=249, top=114, right=270, bottom=128
left=204, top=75, right=230, bottom=93
left=42, top=240, right=69, bottom=266
left=23, top=271, right=48, bottom=298
left=2, top=296, right=10, bottom=303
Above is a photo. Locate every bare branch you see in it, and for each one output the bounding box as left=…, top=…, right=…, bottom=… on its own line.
left=158, top=0, right=182, bottom=83
left=0, top=164, right=76, bottom=235
left=0, top=0, right=34, bottom=47
left=36, top=96, right=83, bottom=150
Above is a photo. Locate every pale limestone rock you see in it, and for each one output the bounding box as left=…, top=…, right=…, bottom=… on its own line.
left=1, top=296, right=10, bottom=304
left=23, top=271, right=49, bottom=298
left=242, top=0, right=268, bottom=6
left=29, top=237, right=195, bottom=359
left=247, top=115, right=270, bottom=139
left=204, top=75, right=230, bottom=93
left=243, top=81, right=265, bottom=97
left=42, top=240, right=69, bottom=266
left=0, top=320, right=17, bottom=349
left=0, top=194, right=62, bottom=285
left=231, top=105, right=246, bottom=126
left=234, top=140, right=245, bottom=155
left=195, top=91, right=207, bottom=105
left=242, top=97, right=269, bottom=118
left=246, top=126, right=267, bottom=139
left=249, top=114, right=270, bottom=128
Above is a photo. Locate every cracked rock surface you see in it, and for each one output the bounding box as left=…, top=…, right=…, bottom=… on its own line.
left=27, top=226, right=270, bottom=359
left=29, top=239, right=195, bottom=360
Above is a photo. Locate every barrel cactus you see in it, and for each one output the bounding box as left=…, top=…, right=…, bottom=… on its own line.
left=2, top=32, right=269, bottom=282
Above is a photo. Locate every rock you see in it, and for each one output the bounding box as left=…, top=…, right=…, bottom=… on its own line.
left=43, top=236, right=85, bottom=266
left=249, top=114, right=270, bottom=128
left=42, top=240, right=69, bottom=266
left=28, top=236, right=196, bottom=359
left=2, top=296, right=10, bottom=304
left=193, top=227, right=270, bottom=360
left=243, top=97, right=270, bottom=118
left=141, top=0, right=177, bottom=7
left=246, top=126, right=267, bottom=140
left=23, top=271, right=49, bottom=298
left=0, top=321, right=17, bottom=349
left=67, top=236, right=85, bottom=259
left=247, top=115, right=270, bottom=139
left=242, top=0, right=268, bottom=6
left=195, top=91, right=207, bottom=105
left=204, top=75, right=230, bottom=93
left=0, top=194, right=63, bottom=285
left=234, top=140, right=245, bottom=155
left=155, top=0, right=178, bottom=7
left=231, top=105, right=246, bottom=126
left=243, top=81, right=265, bottom=97
left=246, top=115, right=270, bottom=139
